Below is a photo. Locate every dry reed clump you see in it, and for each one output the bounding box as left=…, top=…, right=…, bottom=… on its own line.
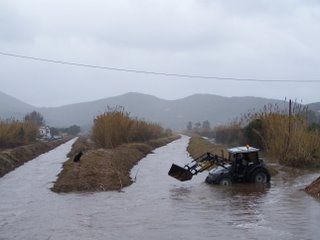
left=91, top=106, right=170, bottom=149
left=210, top=102, right=320, bottom=168
left=91, top=107, right=133, bottom=148
left=213, top=123, right=244, bottom=146
left=129, top=120, right=164, bottom=142
left=244, top=108, right=320, bottom=167
left=0, top=119, right=38, bottom=148
left=240, top=103, right=320, bottom=168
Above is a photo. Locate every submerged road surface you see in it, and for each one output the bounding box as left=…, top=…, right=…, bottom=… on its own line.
left=0, top=136, right=320, bottom=240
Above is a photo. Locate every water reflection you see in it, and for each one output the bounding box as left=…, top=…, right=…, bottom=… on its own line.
left=0, top=136, right=320, bottom=240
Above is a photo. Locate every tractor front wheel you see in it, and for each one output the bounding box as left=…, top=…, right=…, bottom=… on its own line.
left=219, top=177, right=232, bottom=186
left=251, top=169, right=270, bottom=184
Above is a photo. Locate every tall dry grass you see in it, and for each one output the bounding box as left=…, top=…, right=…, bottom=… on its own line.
left=91, top=107, right=170, bottom=148
left=241, top=102, right=320, bottom=167
left=0, top=119, right=38, bottom=148
left=212, top=102, right=320, bottom=167
left=213, top=122, right=244, bottom=146
left=129, top=120, right=164, bottom=142
left=91, top=107, right=133, bottom=148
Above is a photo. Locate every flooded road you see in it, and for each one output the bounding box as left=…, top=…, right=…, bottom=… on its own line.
left=0, top=136, right=320, bottom=240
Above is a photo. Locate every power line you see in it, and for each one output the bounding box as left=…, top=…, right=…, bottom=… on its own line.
left=1, top=51, right=319, bottom=83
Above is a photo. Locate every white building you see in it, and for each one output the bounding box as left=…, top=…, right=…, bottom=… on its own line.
left=39, top=126, right=52, bottom=139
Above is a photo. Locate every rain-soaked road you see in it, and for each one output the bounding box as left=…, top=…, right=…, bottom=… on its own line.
left=0, top=136, right=320, bottom=240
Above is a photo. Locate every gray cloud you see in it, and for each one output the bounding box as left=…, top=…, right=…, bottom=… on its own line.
left=0, top=0, right=320, bottom=106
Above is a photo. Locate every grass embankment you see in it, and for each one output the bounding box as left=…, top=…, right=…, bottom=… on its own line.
left=187, top=134, right=226, bottom=159
left=0, top=138, right=71, bottom=177
left=52, top=134, right=180, bottom=193
left=186, top=134, right=278, bottom=176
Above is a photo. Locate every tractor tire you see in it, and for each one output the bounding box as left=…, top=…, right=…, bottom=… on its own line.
left=205, top=176, right=214, bottom=184
left=219, top=177, right=233, bottom=186
left=251, top=169, right=270, bottom=184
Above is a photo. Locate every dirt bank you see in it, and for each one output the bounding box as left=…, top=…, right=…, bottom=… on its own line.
left=305, top=177, right=320, bottom=199
left=52, top=135, right=181, bottom=193
left=0, top=138, right=71, bottom=177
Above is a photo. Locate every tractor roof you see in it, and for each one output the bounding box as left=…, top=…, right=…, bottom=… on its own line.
left=227, top=146, right=259, bottom=154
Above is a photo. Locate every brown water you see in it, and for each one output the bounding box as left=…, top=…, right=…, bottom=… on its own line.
left=0, top=136, right=319, bottom=240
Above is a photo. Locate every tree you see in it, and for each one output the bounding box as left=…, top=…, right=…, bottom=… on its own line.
left=202, top=120, right=211, bottom=130
left=50, top=127, right=59, bottom=136
left=24, top=111, right=45, bottom=126
left=65, top=125, right=81, bottom=135
left=194, top=122, right=201, bottom=132
left=243, top=119, right=264, bottom=149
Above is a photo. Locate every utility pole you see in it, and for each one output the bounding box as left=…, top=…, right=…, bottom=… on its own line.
left=289, top=99, right=292, bottom=137
left=285, top=99, right=292, bottom=158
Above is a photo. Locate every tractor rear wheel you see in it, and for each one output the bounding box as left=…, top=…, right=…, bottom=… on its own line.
left=219, top=177, right=232, bottom=186
left=251, top=169, right=270, bottom=184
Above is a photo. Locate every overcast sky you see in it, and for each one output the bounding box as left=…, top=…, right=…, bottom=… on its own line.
left=1, top=0, right=320, bottom=107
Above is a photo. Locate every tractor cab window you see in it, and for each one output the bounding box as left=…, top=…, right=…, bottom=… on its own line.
left=229, top=153, right=236, bottom=162
left=229, top=151, right=259, bottom=163
left=246, top=152, right=259, bottom=163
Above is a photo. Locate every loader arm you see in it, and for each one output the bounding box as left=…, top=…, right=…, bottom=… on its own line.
left=168, top=152, right=230, bottom=181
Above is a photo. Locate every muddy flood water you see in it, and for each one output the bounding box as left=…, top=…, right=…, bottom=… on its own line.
left=1, top=136, right=320, bottom=240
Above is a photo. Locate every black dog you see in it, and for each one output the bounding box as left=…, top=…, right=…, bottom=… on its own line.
left=73, top=151, right=83, bottom=162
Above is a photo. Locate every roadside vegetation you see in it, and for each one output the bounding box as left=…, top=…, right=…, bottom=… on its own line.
left=0, top=119, right=38, bottom=148
left=190, top=101, right=320, bottom=169
left=241, top=105, right=320, bottom=168
left=0, top=111, right=47, bottom=149
left=50, top=125, right=81, bottom=137
left=0, top=111, right=81, bottom=150
left=53, top=106, right=179, bottom=193
left=0, top=111, right=76, bottom=177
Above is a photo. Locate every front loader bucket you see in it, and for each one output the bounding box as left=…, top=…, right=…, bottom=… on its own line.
left=168, top=164, right=193, bottom=181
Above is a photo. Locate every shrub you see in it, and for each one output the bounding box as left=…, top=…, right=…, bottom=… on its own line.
left=91, top=107, right=170, bottom=148
left=243, top=119, right=264, bottom=149
left=242, top=102, right=320, bottom=167
left=91, top=107, right=133, bottom=148
left=0, top=119, right=38, bottom=148
left=213, top=123, right=244, bottom=145
left=24, top=111, right=45, bottom=126
left=212, top=101, right=320, bottom=167
left=128, top=120, right=164, bottom=142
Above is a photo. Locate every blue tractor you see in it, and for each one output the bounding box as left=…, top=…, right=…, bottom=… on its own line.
left=168, top=146, right=270, bottom=185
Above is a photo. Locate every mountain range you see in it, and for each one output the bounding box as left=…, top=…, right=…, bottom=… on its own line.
left=1, top=91, right=319, bottom=130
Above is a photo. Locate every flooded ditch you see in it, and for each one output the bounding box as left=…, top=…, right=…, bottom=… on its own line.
left=0, top=136, right=319, bottom=240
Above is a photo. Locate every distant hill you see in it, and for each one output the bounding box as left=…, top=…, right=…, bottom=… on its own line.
left=38, top=92, right=284, bottom=130
left=1, top=91, right=317, bottom=130
left=307, top=102, right=320, bottom=113
left=0, top=91, right=36, bottom=120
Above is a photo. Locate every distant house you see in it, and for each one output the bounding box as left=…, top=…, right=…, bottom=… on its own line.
left=39, top=126, right=52, bottom=140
